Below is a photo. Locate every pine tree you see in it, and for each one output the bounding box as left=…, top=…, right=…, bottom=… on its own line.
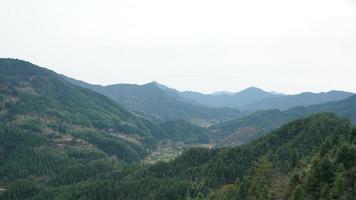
left=247, top=156, right=273, bottom=200
left=329, top=164, right=347, bottom=200
left=290, top=185, right=306, bottom=200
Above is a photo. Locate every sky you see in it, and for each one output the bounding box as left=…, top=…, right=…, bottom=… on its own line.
left=1, top=0, right=356, bottom=94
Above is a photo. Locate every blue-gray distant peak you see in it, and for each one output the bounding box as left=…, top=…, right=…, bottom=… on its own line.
left=234, top=87, right=272, bottom=96
left=180, top=87, right=277, bottom=108
left=147, top=81, right=173, bottom=91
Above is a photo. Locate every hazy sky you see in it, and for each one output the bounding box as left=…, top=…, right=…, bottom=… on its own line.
left=1, top=0, right=356, bottom=94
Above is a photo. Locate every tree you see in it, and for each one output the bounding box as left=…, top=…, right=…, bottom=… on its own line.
left=290, top=185, right=306, bottom=200
left=329, top=164, right=347, bottom=200
left=247, top=156, right=273, bottom=200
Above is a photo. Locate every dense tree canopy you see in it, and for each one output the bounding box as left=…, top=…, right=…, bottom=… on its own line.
left=2, top=113, right=354, bottom=199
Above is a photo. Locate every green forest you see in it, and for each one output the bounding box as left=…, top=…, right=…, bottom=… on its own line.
left=2, top=113, right=355, bottom=199
left=0, top=59, right=355, bottom=199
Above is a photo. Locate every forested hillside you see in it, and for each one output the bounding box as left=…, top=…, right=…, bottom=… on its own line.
left=0, top=58, right=176, bottom=191
left=0, top=59, right=225, bottom=199
left=212, top=95, right=356, bottom=146
left=291, top=95, right=356, bottom=123
left=1, top=59, right=355, bottom=200
left=2, top=113, right=355, bottom=199
left=160, top=120, right=211, bottom=144
left=106, top=113, right=355, bottom=200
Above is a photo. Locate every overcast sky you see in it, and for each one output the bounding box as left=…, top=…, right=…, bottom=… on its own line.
left=1, top=0, right=356, bottom=94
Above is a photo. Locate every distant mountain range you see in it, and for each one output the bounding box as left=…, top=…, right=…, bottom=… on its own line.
left=63, top=74, right=356, bottom=148
left=180, top=87, right=354, bottom=112
left=65, top=78, right=354, bottom=124
left=4, top=58, right=353, bottom=151
left=180, top=87, right=279, bottom=109
left=64, top=77, right=243, bottom=125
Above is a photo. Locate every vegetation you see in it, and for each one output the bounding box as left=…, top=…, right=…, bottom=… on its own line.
left=1, top=59, right=355, bottom=199
left=65, top=77, right=243, bottom=124
left=2, top=112, right=355, bottom=199
left=211, top=109, right=303, bottom=136
left=161, top=120, right=211, bottom=144
left=212, top=95, right=356, bottom=146
left=0, top=59, right=166, bottom=165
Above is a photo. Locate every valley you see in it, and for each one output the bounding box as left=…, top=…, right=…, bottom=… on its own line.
left=0, top=59, right=355, bottom=200
left=2, top=0, right=356, bottom=199
left=144, top=141, right=213, bottom=164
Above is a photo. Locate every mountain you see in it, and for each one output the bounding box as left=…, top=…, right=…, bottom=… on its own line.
left=290, top=95, right=356, bottom=123
left=65, top=77, right=243, bottom=125
left=6, top=113, right=354, bottom=199
left=0, top=58, right=172, bottom=166
left=65, top=77, right=354, bottom=122
left=1, top=59, right=355, bottom=200
left=211, top=109, right=304, bottom=146
left=212, top=94, right=356, bottom=147
left=180, top=87, right=353, bottom=112
left=180, top=87, right=279, bottom=108
left=243, top=90, right=354, bottom=111
left=109, top=114, right=355, bottom=199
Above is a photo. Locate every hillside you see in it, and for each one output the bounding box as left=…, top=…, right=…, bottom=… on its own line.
left=291, top=95, right=356, bottom=123
left=1, top=59, right=355, bottom=200
left=65, top=77, right=243, bottom=125
left=212, top=95, right=356, bottom=147
left=112, top=114, right=355, bottom=199
left=4, top=113, right=354, bottom=199
left=0, top=58, right=172, bottom=167
left=160, top=120, right=211, bottom=144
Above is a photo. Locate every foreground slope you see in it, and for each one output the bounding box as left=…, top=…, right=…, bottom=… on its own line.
left=65, top=77, right=243, bottom=125
left=118, top=114, right=355, bottom=199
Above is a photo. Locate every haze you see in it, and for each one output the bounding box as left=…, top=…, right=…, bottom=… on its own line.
left=1, top=0, right=356, bottom=94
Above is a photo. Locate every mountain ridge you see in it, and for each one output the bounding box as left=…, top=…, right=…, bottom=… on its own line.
left=243, top=90, right=354, bottom=111
left=180, top=86, right=279, bottom=108
left=65, top=77, right=243, bottom=125
left=0, top=58, right=166, bottom=162
left=62, top=76, right=354, bottom=113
